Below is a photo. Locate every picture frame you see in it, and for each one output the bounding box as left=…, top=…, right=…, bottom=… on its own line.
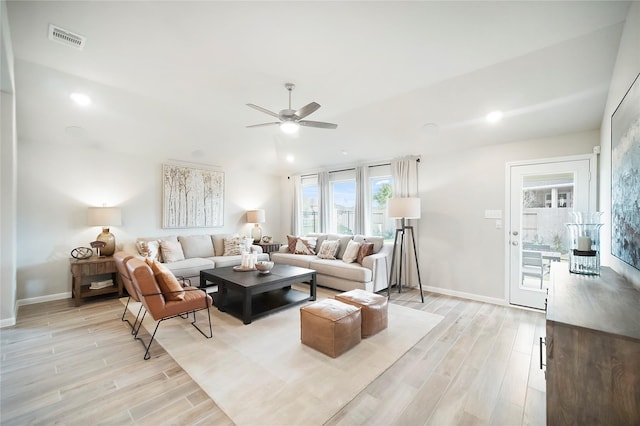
left=162, top=163, right=224, bottom=228
left=611, top=72, right=640, bottom=271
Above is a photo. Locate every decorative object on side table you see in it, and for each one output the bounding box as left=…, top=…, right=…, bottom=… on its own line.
left=246, top=209, right=265, bottom=243
left=87, top=206, right=122, bottom=257
left=70, top=247, right=93, bottom=259
left=565, top=211, right=604, bottom=275
left=90, top=240, right=106, bottom=257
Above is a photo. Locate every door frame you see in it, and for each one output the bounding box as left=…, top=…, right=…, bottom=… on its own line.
left=504, top=153, right=598, bottom=308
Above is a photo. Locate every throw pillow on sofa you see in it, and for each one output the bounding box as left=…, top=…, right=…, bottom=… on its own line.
left=342, top=240, right=361, bottom=263
left=317, top=239, right=340, bottom=260
left=223, top=235, right=243, bottom=256
left=286, top=235, right=316, bottom=255
left=357, top=242, right=375, bottom=264
left=159, top=239, right=186, bottom=263
left=178, top=235, right=214, bottom=258
left=136, top=239, right=161, bottom=261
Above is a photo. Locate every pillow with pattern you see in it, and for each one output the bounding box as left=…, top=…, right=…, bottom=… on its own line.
left=223, top=235, right=243, bottom=256
left=286, top=235, right=316, bottom=255
left=317, top=239, right=340, bottom=260
left=136, top=239, right=161, bottom=261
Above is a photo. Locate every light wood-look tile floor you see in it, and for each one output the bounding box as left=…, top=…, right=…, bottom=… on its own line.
left=1, top=290, right=546, bottom=425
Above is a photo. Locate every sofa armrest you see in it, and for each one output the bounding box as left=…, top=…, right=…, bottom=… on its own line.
left=250, top=245, right=264, bottom=254
left=278, top=245, right=290, bottom=253
left=362, top=242, right=393, bottom=290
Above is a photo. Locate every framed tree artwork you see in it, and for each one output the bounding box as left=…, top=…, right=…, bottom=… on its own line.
left=162, top=163, right=224, bottom=228
left=611, top=72, right=640, bottom=271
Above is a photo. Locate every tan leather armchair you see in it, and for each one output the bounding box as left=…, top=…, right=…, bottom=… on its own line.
left=126, top=257, right=213, bottom=360
left=114, top=251, right=145, bottom=334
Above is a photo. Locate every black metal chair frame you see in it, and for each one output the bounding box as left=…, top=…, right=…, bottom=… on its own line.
left=132, top=287, right=213, bottom=360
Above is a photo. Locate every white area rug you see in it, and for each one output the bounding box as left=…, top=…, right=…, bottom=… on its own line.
left=123, top=287, right=442, bottom=426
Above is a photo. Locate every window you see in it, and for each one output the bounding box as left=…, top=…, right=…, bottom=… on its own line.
left=329, top=170, right=356, bottom=234
left=368, top=165, right=394, bottom=240
left=301, top=175, right=319, bottom=234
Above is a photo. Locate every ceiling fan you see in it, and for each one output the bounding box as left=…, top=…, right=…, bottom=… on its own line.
left=246, top=83, right=338, bottom=133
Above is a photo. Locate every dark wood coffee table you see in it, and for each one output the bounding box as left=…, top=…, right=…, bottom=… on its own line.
left=199, top=264, right=316, bottom=324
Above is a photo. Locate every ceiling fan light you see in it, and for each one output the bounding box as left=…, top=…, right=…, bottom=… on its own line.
left=280, top=121, right=299, bottom=134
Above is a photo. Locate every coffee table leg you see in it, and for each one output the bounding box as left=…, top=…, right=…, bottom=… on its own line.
left=242, top=290, right=252, bottom=324
left=218, top=282, right=227, bottom=312
left=310, top=274, right=317, bottom=301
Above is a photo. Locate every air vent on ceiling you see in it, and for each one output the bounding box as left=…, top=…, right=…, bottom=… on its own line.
left=48, top=24, right=86, bottom=50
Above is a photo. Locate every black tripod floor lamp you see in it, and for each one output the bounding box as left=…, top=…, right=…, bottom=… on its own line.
left=387, top=197, right=424, bottom=302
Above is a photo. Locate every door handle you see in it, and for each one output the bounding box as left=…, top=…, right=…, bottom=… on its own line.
left=512, top=241, right=519, bottom=246
left=512, top=231, right=519, bottom=236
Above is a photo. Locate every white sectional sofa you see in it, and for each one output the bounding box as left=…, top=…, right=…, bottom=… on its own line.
left=122, top=234, right=269, bottom=284
left=271, top=233, right=393, bottom=293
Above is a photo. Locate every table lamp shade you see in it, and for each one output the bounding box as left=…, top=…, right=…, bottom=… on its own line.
left=246, top=209, right=266, bottom=224
left=388, top=197, right=421, bottom=219
left=87, top=207, right=121, bottom=256
left=87, top=207, right=122, bottom=226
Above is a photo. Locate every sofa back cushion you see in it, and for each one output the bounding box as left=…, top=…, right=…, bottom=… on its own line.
left=159, top=239, right=186, bottom=263
left=179, top=235, right=214, bottom=259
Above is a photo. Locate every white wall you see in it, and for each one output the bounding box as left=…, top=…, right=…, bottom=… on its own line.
left=16, top=141, right=281, bottom=303
left=1, top=0, right=18, bottom=326
left=599, top=1, right=640, bottom=288
left=419, top=130, right=598, bottom=302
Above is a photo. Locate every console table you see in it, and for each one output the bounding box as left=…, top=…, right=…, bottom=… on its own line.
left=545, top=264, right=640, bottom=424
left=70, top=256, right=123, bottom=306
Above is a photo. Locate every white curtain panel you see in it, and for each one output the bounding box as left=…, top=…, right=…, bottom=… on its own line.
left=291, top=175, right=303, bottom=236
left=318, top=171, right=331, bottom=232
left=391, top=156, right=421, bottom=288
left=354, top=165, right=369, bottom=235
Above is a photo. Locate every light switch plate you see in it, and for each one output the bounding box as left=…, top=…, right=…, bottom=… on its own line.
left=484, top=209, right=503, bottom=219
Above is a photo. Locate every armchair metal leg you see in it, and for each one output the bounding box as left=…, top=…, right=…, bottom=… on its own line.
left=190, top=305, right=213, bottom=339
left=121, top=297, right=145, bottom=335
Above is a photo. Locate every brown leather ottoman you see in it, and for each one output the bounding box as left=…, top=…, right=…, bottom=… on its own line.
left=300, top=299, right=361, bottom=358
left=335, top=289, right=388, bottom=337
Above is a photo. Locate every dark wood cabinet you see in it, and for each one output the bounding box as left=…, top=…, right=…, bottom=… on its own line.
left=546, top=264, right=640, bottom=425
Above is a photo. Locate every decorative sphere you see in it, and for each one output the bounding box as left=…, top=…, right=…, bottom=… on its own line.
left=255, top=261, right=274, bottom=273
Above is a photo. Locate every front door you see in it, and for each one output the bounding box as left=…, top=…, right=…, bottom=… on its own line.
left=507, top=155, right=596, bottom=309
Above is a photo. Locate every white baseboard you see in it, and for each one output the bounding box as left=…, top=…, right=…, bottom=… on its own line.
left=424, top=285, right=507, bottom=306
left=17, top=291, right=71, bottom=307
left=0, top=316, right=16, bottom=328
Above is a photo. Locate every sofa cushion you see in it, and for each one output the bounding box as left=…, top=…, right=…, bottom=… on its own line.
left=353, top=235, right=384, bottom=254
left=164, top=257, right=215, bottom=280
left=271, top=252, right=314, bottom=269
left=179, top=234, right=214, bottom=259
left=223, top=235, right=244, bottom=256
left=286, top=235, right=316, bottom=255
left=309, top=259, right=372, bottom=283
left=326, top=234, right=354, bottom=259
left=357, top=242, right=375, bottom=265
left=317, top=239, right=340, bottom=260
left=307, top=233, right=328, bottom=251
left=342, top=240, right=361, bottom=264
left=159, top=239, right=186, bottom=263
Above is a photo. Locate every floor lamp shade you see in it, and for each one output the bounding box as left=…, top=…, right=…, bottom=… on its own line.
left=388, top=197, right=421, bottom=219
left=87, top=207, right=122, bottom=257
left=246, top=209, right=265, bottom=243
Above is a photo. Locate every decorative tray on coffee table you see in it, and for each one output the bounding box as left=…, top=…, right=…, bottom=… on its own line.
left=233, top=265, right=256, bottom=272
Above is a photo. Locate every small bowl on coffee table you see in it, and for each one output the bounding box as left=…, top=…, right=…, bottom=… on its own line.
left=255, top=261, right=274, bottom=274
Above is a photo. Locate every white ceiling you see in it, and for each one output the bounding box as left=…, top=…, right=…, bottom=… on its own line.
left=5, top=1, right=631, bottom=175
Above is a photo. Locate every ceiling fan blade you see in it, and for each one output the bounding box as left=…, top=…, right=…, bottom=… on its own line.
left=246, top=122, right=280, bottom=128
left=295, top=102, right=321, bottom=119
left=246, top=103, right=280, bottom=119
left=299, top=120, right=338, bottom=129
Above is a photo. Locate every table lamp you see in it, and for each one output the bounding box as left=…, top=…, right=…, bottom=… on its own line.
left=246, top=209, right=265, bottom=243
left=88, top=206, right=122, bottom=257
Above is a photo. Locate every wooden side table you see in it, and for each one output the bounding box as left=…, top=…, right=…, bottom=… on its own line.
left=70, top=256, right=122, bottom=306
left=257, top=242, right=282, bottom=257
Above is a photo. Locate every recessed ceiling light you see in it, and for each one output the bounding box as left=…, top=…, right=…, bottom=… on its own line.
left=70, top=92, right=91, bottom=106
left=486, top=110, right=503, bottom=123
left=286, top=155, right=294, bottom=163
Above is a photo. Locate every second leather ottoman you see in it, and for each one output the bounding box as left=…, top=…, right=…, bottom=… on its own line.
left=335, top=289, right=388, bottom=337
left=300, top=298, right=361, bottom=358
